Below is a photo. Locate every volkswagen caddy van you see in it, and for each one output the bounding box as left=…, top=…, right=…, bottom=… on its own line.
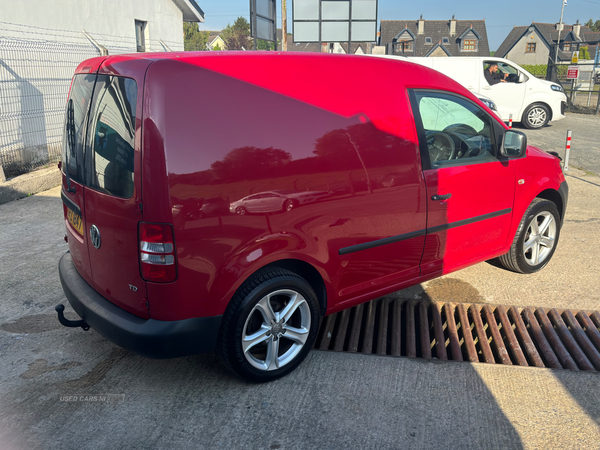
left=57, top=52, right=567, bottom=382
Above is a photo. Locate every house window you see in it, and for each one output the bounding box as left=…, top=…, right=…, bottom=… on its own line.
left=463, top=39, right=476, bottom=51
left=442, top=37, right=449, bottom=44
left=563, top=42, right=570, bottom=51
left=396, top=40, right=413, bottom=53
left=425, top=37, right=432, bottom=44
left=135, top=20, right=146, bottom=52
left=526, top=43, right=536, bottom=53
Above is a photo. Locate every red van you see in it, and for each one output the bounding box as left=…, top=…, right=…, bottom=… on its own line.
left=57, top=52, right=567, bottom=382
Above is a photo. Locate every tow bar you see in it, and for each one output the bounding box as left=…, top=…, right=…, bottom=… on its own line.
left=55, top=304, right=90, bottom=331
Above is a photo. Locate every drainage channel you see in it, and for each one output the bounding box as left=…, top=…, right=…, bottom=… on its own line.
left=316, top=299, right=600, bottom=371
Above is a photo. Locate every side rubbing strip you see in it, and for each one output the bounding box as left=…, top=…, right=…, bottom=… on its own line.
left=337, top=208, right=511, bottom=256
left=427, top=208, right=512, bottom=234
left=339, top=229, right=427, bottom=255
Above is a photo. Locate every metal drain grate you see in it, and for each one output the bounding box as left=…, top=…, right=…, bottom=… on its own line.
left=316, top=299, right=600, bottom=371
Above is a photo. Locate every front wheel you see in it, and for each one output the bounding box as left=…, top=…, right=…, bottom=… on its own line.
left=217, top=268, right=321, bottom=382
left=522, top=103, right=550, bottom=129
left=498, top=199, right=561, bottom=274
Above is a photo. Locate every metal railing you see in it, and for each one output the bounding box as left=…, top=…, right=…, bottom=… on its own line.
left=547, top=57, right=600, bottom=115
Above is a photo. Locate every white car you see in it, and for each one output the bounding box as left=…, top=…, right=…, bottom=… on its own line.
left=230, top=190, right=330, bottom=215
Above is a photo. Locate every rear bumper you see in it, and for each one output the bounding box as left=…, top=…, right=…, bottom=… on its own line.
left=58, top=252, right=221, bottom=359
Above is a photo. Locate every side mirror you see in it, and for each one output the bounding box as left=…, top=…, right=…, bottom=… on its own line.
left=500, top=130, right=527, bottom=158
left=518, top=73, right=529, bottom=83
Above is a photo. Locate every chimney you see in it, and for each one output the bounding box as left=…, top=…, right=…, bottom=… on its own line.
left=573, top=20, right=581, bottom=40
left=418, top=15, right=424, bottom=35
left=450, top=15, right=456, bottom=37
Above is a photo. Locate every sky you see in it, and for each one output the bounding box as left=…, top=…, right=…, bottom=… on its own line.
left=197, top=0, right=600, bottom=51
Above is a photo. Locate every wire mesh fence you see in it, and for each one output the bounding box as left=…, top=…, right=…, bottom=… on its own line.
left=0, top=20, right=180, bottom=179
left=0, top=38, right=100, bottom=177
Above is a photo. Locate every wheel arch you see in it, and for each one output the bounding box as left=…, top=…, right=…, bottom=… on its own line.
left=536, top=188, right=564, bottom=225
left=262, top=259, right=328, bottom=316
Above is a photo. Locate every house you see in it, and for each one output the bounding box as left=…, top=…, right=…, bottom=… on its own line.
left=207, top=33, right=226, bottom=50
left=0, top=0, right=204, bottom=177
left=378, top=16, right=490, bottom=57
left=496, top=22, right=598, bottom=65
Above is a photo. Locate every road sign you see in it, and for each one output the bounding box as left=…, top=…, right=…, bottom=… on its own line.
left=571, top=51, right=579, bottom=64
left=293, top=0, right=378, bottom=43
left=250, top=0, right=277, bottom=43
left=567, top=66, right=579, bottom=79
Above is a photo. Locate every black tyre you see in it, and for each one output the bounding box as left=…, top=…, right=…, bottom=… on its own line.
left=217, top=268, right=321, bottom=382
left=498, top=199, right=561, bottom=274
left=522, top=103, right=550, bottom=129
left=236, top=206, right=247, bottom=216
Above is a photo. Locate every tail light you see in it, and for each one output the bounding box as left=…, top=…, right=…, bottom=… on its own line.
left=139, top=222, right=177, bottom=282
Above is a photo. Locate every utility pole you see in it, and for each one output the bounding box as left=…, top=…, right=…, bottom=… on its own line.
left=282, top=0, right=287, bottom=51
left=555, top=0, right=567, bottom=63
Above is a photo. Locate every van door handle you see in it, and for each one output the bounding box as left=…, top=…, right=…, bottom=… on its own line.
left=431, top=193, right=452, bottom=201
left=483, top=86, right=492, bottom=90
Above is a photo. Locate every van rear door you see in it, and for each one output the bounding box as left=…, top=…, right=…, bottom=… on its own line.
left=61, top=74, right=97, bottom=286
left=82, top=74, right=148, bottom=318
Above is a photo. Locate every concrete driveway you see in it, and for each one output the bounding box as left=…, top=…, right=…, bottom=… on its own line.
left=1, top=171, right=599, bottom=449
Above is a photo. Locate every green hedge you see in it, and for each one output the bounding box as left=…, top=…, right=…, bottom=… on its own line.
left=521, top=64, right=568, bottom=78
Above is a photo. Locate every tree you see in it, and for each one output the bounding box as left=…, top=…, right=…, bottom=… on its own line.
left=213, top=43, right=221, bottom=51
left=183, top=22, right=209, bottom=51
left=258, top=39, right=276, bottom=51
left=585, top=18, right=600, bottom=32
left=222, top=17, right=251, bottom=50
left=580, top=46, right=590, bottom=60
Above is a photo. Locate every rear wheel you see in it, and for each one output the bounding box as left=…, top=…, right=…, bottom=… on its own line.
left=498, top=199, right=560, bottom=274
left=522, top=103, right=550, bottom=129
left=217, top=268, right=320, bottom=382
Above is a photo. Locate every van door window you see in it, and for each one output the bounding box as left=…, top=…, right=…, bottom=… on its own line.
left=61, top=74, right=96, bottom=184
left=484, top=61, right=525, bottom=84
left=412, top=91, right=498, bottom=168
left=85, top=76, right=137, bottom=198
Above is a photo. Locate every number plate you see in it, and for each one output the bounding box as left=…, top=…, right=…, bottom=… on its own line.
left=67, top=207, right=84, bottom=236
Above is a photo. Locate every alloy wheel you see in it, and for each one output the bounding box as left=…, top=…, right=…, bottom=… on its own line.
left=241, top=289, right=311, bottom=371
left=527, top=107, right=547, bottom=128
left=523, top=211, right=556, bottom=266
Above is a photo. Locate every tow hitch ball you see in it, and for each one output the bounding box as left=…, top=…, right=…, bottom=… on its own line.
left=55, top=304, right=90, bottom=331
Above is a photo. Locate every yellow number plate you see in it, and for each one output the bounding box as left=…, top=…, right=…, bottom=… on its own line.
left=67, top=207, right=84, bottom=236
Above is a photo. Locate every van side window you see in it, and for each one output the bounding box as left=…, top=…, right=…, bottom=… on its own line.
left=85, top=76, right=137, bottom=198
left=61, top=74, right=96, bottom=184
left=413, top=91, right=497, bottom=168
left=483, top=61, right=526, bottom=84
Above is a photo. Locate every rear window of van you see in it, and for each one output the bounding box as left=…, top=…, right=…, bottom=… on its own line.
left=62, top=74, right=137, bottom=198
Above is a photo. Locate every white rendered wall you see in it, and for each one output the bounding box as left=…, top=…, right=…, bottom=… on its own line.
left=1, top=0, right=186, bottom=52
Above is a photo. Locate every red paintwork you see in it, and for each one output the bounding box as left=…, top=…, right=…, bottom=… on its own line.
left=62, top=52, right=565, bottom=323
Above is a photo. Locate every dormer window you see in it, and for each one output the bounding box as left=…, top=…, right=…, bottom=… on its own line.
left=393, top=28, right=416, bottom=54
left=563, top=42, right=571, bottom=51
left=463, top=39, right=476, bottom=50
left=425, top=37, right=432, bottom=44
left=396, top=40, right=413, bottom=52
left=442, top=37, right=449, bottom=44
